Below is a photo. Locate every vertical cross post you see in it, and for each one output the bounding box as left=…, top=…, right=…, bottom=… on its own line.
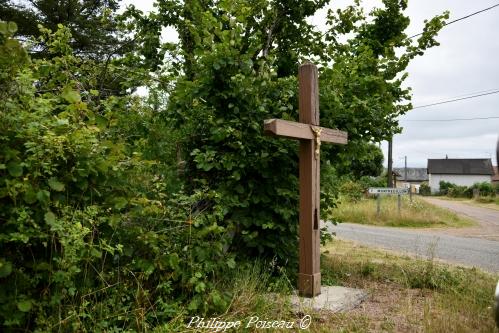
left=263, top=63, right=348, bottom=298
left=298, top=64, right=321, bottom=297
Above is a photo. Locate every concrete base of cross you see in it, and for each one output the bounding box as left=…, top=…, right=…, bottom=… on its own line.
left=290, top=286, right=367, bottom=313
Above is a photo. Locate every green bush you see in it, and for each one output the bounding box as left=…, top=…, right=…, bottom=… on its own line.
left=339, top=180, right=364, bottom=202
left=0, top=25, right=234, bottom=331
left=470, top=182, right=495, bottom=197
left=438, top=181, right=455, bottom=196
left=447, top=185, right=468, bottom=198
left=419, top=182, right=431, bottom=196
left=358, top=175, right=387, bottom=191
left=438, top=181, right=494, bottom=199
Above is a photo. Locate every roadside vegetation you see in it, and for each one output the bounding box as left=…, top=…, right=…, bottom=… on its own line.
left=0, top=0, right=451, bottom=331
left=318, top=240, right=499, bottom=332
left=333, top=195, right=474, bottom=228
left=158, top=240, right=499, bottom=332
left=420, top=180, right=499, bottom=207
left=419, top=180, right=499, bottom=211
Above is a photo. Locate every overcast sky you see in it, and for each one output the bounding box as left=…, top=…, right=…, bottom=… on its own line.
left=123, top=0, right=499, bottom=168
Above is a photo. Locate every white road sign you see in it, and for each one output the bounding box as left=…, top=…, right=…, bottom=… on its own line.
left=368, top=187, right=408, bottom=195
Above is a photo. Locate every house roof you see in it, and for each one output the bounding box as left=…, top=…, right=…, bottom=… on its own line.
left=427, top=158, right=494, bottom=175
left=394, top=168, right=429, bottom=181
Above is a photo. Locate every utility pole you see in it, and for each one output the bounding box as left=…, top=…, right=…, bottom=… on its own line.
left=404, top=156, right=407, bottom=184
left=387, top=139, right=393, bottom=188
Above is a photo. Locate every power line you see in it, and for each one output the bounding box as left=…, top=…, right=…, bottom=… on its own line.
left=402, top=116, right=499, bottom=122
left=412, top=89, right=499, bottom=109
left=443, top=87, right=499, bottom=100
left=409, top=3, right=499, bottom=39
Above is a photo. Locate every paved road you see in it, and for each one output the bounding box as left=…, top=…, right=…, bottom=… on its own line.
left=327, top=222, right=499, bottom=273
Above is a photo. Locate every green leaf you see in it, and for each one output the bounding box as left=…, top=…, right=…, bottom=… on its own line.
left=17, top=300, right=32, bottom=312
left=44, top=211, right=56, bottom=225
left=113, top=197, right=128, bottom=210
left=48, top=178, right=65, bottom=192
left=90, top=248, right=102, bottom=258
left=226, top=258, right=236, bottom=269
left=36, top=190, right=50, bottom=204
left=61, top=87, right=81, bottom=103
left=0, top=21, right=7, bottom=35
left=23, top=188, right=37, bottom=204
left=55, top=118, right=69, bottom=126
left=7, top=21, right=17, bottom=34
left=95, top=115, right=107, bottom=129
left=0, top=259, right=12, bottom=278
left=7, top=161, right=22, bottom=177
left=194, top=281, right=206, bottom=293
left=68, top=287, right=76, bottom=296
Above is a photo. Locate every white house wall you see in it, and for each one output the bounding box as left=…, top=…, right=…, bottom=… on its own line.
left=429, top=174, right=492, bottom=193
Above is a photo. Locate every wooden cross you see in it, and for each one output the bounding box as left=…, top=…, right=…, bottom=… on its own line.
left=263, top=63, right=348, bottom=297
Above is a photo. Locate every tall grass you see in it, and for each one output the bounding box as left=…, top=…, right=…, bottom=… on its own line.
left=153, top=241, right=498, bottom=332
left=152, top=261, right=296, bottom=332
left=333, top=196, right=474, bottom=228
left=321, top=240, right=498, bottom=332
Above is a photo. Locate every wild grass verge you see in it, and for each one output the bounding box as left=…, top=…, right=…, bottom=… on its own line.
left=155, top=240, right=498, bottom=332
left=318, top=239, right=498, bottom=332
left=333, top=195, right=474, bottom=228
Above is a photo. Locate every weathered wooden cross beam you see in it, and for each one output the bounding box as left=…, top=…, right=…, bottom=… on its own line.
left=263, top=63, right=348, bottom=297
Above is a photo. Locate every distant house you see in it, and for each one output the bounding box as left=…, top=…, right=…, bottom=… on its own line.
left=392, top=168, right=428, bottom=193
left=394, top=168, right=428, bottom=186
left=427, top=158, right=494, bottom=193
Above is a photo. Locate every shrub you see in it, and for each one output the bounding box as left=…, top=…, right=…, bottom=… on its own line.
left=470, top=182, right=495, bottom=197
left=447, top=185, right=468, bottom=198
left=0, top=25, right=234, bottom=331
left=419, top=182, right=431, bottom=196
left=358, top=175, right=386, bottom=191
left=438, top=181, right=455, bottom=196
left=339, top=180, right=364, bottom=202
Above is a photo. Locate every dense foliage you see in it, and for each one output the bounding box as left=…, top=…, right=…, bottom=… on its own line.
left=0, top=0, right=122, bottom=59
left=157, top=0, right=447, bottom=262
left=0, top=23, right=235, bottom=331
left=419, top=181, right=431, bottom=196
left=438, top=180, right=498, bottom=198
left=0, top=0, right=448, bottom=330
